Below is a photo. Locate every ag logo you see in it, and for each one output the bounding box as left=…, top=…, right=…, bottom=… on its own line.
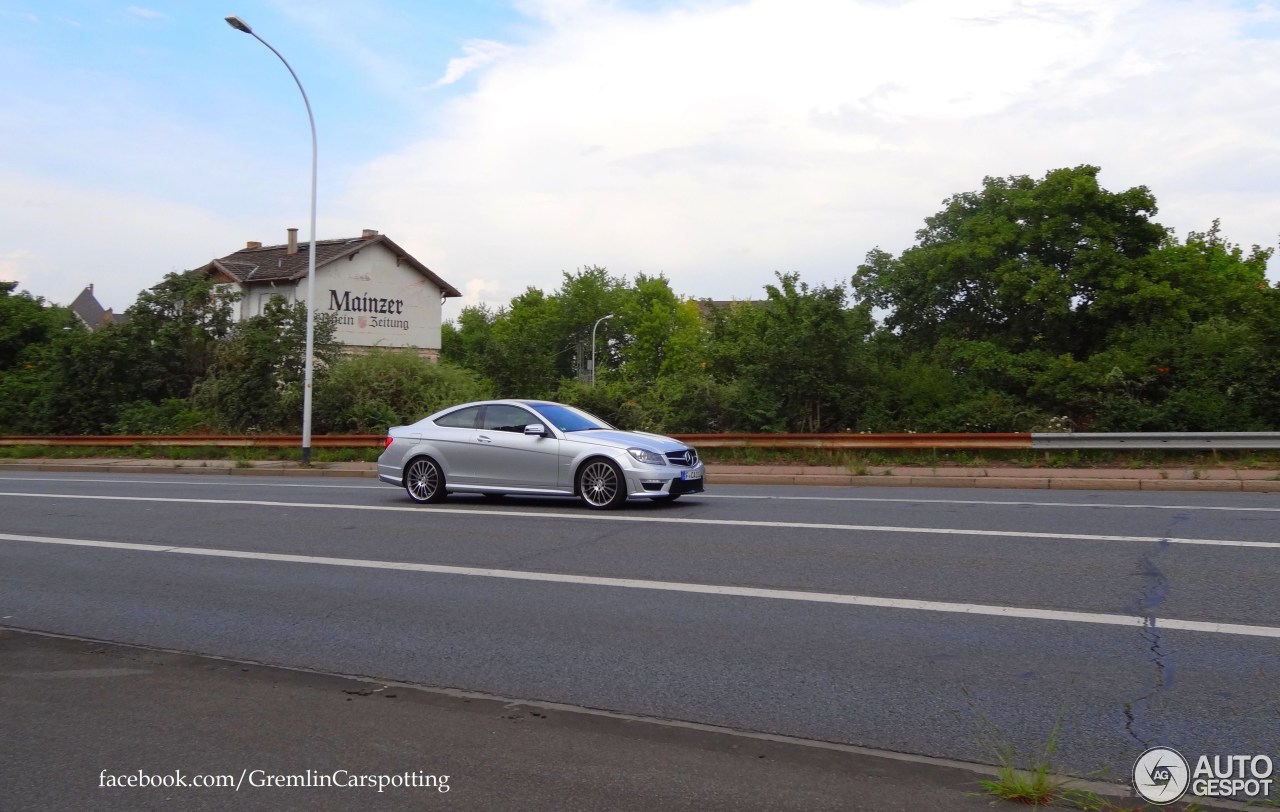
left=1133, top=747, right=1190, bottom=804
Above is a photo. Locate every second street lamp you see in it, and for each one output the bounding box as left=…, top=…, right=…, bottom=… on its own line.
left=225, top=14, right=320, bottom=465
left=591, top=313, right=613, bottom=386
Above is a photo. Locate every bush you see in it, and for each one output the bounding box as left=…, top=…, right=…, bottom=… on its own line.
left=312, top=350, right=492, bottom=433
left=110, top=399, right=214, bottom=434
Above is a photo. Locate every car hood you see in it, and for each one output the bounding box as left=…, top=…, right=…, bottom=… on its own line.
left=564, top=429, right=689, bottom=452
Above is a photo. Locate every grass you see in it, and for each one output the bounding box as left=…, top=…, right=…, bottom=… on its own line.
left=698, top=446, right=1280, bottom=470
left=972, top=713, right=1214, bottom=811
left=982, top=758, right=1062, bottom=805
left=978, top=714, right=1066, bottom=806
left=0, top=445, right=381, bottom=464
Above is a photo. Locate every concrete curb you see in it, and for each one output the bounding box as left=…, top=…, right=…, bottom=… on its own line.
left=2, top=459, right=1278, bottom=492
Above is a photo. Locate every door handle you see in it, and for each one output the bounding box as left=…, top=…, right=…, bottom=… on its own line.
left=477, top=434, right=492, bottom=443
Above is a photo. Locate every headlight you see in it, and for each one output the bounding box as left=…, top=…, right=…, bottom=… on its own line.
left=627, top=448, right=666, bottom=466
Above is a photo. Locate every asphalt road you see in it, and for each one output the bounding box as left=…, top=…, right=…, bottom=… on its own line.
left=2, top=472, right=1278, bottom=795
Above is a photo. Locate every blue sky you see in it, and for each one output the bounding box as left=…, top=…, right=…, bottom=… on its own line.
left=1, top=1, right=525, bottom=225
left=3, top=0, right=1280, bottom=318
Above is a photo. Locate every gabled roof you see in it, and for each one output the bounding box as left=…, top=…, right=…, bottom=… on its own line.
left=196, top=233, right=462, bottom=297
left=69, top=285, right=129, bottom=329
left=70, top=286, right=106, bottom=327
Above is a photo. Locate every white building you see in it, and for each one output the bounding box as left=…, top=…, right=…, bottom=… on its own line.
left=197, top=228, right=461, bottom=360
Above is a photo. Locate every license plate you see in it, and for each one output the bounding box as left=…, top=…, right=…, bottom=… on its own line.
left=681, top=469, right=702, bottom=481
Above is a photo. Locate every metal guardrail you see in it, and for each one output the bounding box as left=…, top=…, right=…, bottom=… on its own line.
left=1, top=432, right=1278, bottom=450
left=0, top=435, right=386, bottom=448
left=1031, top=432, right=1280, bottom=450
left=674, top=433, right=1030, bottom=449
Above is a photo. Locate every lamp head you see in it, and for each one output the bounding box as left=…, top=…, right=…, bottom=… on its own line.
left=225, top=15, right=252, bottom=33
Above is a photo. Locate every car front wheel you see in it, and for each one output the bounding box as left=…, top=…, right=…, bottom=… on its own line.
left=405, top=457, right=446, bottom=504
left=578, top=459, right=627, bottom=510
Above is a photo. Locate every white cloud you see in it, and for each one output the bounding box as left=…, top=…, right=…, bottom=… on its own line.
left=0, top=170, right=257, bottom=311
left=430, top=40, right=514, bottom=89
left=126, top=6, right=166, bottom=20
left=0, top=249, right=38, bottom=289
left=461, top=276, right=503, bottom=308
left=339, top=0, right=1280, bottom=314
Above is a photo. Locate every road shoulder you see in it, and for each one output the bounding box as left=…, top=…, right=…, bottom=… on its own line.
left=0, top=628, right=1100, bottom=811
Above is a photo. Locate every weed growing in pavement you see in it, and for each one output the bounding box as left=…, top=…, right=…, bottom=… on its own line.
left=961, top=693, right=1216, bottom=811
left=978, top=712, right=1066, bottom=806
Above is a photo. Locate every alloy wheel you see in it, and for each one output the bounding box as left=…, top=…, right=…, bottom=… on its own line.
left=406, top=458, right=443, bottom=503
left=579, top=460, right=623, bottom=509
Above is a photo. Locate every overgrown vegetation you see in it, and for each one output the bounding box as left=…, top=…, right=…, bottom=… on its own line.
left=3, top=165, right=1277, bottom=437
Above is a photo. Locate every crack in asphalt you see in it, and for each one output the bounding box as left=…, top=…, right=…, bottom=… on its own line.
left=1124, top=540, right=1177, bottom=747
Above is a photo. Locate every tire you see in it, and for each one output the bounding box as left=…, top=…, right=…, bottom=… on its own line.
left=404, top=457, right=446, bottom=504
left=577, top=458, right=628, bottom=510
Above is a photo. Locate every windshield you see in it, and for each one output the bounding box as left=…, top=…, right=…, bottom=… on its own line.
left=527, top=403, right=614, bottom=433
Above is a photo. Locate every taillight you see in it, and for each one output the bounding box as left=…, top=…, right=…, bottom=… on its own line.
left=384, top=436, right=394, bottom=450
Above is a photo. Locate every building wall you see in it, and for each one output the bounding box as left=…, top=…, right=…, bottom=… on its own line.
left=221, top=243, right=446, bottom=353
left=248, top=285, right=294, bottom=318
left=317, top=245, right=444, bottom=351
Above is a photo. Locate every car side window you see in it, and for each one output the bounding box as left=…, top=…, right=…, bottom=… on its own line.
left=482, top=404, right=541, bottom=433
left=434, top=406, right=482, bottom=429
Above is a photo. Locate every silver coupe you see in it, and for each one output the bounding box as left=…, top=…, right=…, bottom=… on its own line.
left=377, top=400, right=705, bottom=509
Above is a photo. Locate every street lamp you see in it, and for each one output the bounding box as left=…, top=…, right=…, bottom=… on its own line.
left=591, top=313, right=613, bottom=386
left=225, top=14, right=319, bottom=466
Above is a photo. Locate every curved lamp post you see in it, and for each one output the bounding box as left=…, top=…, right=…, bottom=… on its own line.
left=225, top=14, right=319, bottom=465
left=591, top=313, right=613, bottom=386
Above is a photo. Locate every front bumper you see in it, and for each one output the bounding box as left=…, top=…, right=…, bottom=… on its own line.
left=624, top=463, right=706, bottom=498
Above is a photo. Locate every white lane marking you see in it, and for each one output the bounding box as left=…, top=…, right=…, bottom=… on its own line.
left=701, top=493, right=1280, bottom=513
left=3, top=531, right=1278, bottom=639
left=0, top=474, right=1276, bottom=512
left=1, top=491, right=1277, bottom=549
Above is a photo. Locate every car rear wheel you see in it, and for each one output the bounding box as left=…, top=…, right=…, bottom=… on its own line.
left=578, top=459, right=627, bottom=510
left=405, top=457, right=446, bottom=504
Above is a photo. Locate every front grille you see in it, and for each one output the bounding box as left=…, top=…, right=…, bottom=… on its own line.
left=665, top=448, right=699, bottom=467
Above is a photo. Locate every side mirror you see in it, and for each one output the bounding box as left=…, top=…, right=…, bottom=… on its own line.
left=524, top=424, right=547, bottom=437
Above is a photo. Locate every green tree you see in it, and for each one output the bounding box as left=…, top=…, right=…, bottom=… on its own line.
left=0, top=283, right=78, bottom=433
left=615, top=274, right=706, bottom=383
left=193, top=297, right=339, bottom=431
left=5, top=273, right=240, bottom=434
left=118, top=272, right=239, bottom=403
left=441, top=304, right=496, bottom=375
left=855, top=165, right=1167, bottom=359
left=447, top=267, right=628, bottom=398
left=485, top=287, right=571, bottom=397
left=0, top=282, right=75, bottom=370
left=708, top=273, right=874, bottom=432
